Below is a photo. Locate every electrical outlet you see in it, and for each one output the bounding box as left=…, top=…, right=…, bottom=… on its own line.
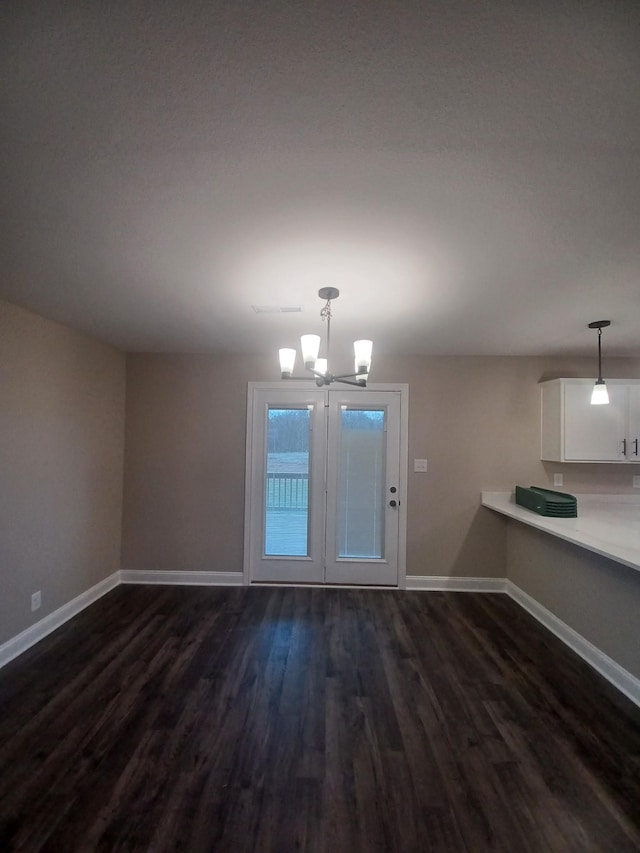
left=31, top=591, right=41, bottom=612
left=553, top=474, right=563, bottom=487
left=633, top=476, right=640, bottom=489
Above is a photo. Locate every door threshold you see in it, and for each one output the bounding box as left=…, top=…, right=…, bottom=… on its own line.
left=250, top=581, right=399, bottom=590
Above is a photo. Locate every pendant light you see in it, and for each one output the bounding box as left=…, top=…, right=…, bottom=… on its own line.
left=588, top=320, right=610, bottom=405
left=278, top=288, right=372, bottom=387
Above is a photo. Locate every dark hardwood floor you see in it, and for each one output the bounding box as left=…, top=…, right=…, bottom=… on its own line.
left=1, top=585, right=639, bottom=852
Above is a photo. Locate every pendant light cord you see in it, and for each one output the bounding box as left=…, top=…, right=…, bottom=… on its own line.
left=597, top=326, right=603, bottom=381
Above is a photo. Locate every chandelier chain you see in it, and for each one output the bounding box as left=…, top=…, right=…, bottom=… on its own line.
left=321, top=298, right=332, bottom=368
left=320, top=299, right=332, bottom=322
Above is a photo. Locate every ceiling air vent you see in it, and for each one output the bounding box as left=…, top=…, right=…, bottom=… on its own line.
left=252, top=305, right=303, bottom=314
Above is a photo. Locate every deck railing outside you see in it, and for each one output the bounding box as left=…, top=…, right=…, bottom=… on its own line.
left=264, top=473, right=309, bottom=554
left=265, top=473, right=309, bottom=510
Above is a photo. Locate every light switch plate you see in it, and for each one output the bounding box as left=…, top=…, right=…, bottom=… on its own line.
left=414, top=458, right=428, bottom=473
left=553, top=474, right=563, bottom=487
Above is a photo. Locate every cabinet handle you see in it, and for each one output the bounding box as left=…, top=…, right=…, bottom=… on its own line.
left=621, top=438, right=627, bottom=456
left=634, top=438, right=639, bottom=456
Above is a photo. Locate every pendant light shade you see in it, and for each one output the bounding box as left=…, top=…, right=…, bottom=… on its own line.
left=588, top=320, right=611, bottom=405
left=591, top=380, right=609, bottom=405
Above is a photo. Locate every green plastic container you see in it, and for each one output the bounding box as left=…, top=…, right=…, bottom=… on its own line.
left=515, top=486, right=577, bottom=518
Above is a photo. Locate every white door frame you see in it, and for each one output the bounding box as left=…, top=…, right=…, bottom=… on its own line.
left=243, top=381, right=409, bottom=588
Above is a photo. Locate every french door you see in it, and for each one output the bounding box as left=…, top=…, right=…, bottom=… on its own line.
left=244, top=384, right=405, bottom=586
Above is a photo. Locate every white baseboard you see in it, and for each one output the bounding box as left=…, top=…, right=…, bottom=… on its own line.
left=0, top=571, right=120, bottom=670
left=406, top=575, right=507, bottom=592
left=505, top=580, right=640, bottom=708
left=120, top=570, right=244, bottom=586
left=2, top=571, right=638, bottom=708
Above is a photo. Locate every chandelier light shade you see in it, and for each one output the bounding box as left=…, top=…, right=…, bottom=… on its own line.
left=278, top=347, right=297, bottom=378
left=588, top=320, right=611, bottom=405
left=278, top=288, right=373, bottom=386
left=300, top=334, right=321, bottom=368
left=354, top=338, right=373, bottom=372
left=314, top=357, right=328, bottom=376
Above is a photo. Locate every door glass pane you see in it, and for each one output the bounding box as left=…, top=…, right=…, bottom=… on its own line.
left=264, top=407, right=310, bottom=556
left=337, top=408, right=385, bottom=558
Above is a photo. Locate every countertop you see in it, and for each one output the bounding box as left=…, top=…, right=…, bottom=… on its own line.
left=481, top=491, right=640, bottom=573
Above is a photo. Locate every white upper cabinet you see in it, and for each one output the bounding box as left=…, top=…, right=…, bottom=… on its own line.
left=562, top=382, right=627, bottom=461
left=628, top=386, right=640, bottom=460
left=540, top=379, right=640, bottom=462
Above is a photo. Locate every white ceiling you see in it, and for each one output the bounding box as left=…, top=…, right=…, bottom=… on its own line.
left=1, top=1, right=639, bottom=358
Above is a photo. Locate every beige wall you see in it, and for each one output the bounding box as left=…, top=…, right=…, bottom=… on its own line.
left=0, top=300, right=126, bottom=646
left=121, top=354, right=272, bottom=573
left=377, top=355, right=640, bottom=578
left=2, top=313, right=639, bottom=681
left=3, top=298, right=638, bottom=684
left=506, top=523, right=640, bottom=680
left=122, top=352, right=640, bottom=580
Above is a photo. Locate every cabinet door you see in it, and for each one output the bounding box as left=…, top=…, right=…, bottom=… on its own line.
left=563, top=382, right=627, bottom=461
left=628, top=386, right=640, bottom=460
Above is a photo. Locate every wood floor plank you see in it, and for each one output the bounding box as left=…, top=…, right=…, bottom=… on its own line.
left=1, top=586, right=639, bottom=851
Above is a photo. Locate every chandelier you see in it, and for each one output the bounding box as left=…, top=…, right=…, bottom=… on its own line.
left=278, top=288, right=373, bottom=387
